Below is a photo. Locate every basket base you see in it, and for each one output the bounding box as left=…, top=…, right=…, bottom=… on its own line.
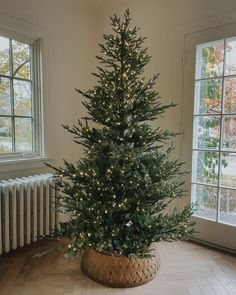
left=81, top=247, right=160, bottom=288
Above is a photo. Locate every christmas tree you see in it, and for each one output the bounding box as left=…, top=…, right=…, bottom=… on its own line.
left=49, top=10, right=195, bottom=258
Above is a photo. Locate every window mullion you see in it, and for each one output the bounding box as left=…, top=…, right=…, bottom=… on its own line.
left=30, top=44, right=36, bottom=153
left=9, top=38, right=15, bottom=153
left=216, top=38, right=227, bottom=223
left=0, top=73, right=32, bottom=83
left=31, top=39, right=43, bottom=157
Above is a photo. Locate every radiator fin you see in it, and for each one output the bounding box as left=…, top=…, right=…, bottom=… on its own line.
left=0, top=173, right=58, bottom=255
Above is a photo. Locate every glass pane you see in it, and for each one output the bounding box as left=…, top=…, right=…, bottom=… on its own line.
left=222, top=116, right=236, bottom=151
left=193, top=116, right=220, bottom=149
left=192, top=183, right=217, bottom=220
left=219, top=188, right=236, bottom=226
left=0, top=36, right=10, bottom=76
left=194, top=79, right=222, bottom=114
left=225, top=37, right=236, bottom=76
left=223, top=77, right=236, bottom=113
left=15, top=118, right=32, bottom=152
left=13, top=80, right=31, bottom=116
left=221, top=152, right=236, bottom=189
left=0, top=117, right=12, bottom=153
left=0, top=77, right=11, bottom=115
left=196, top=40, right=224, bottom=79
left=12, top=40, right=31, bottom=79
left=192, top=151, right=219, bottom=185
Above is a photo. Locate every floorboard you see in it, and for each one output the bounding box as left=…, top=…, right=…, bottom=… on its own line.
left=0, top=240, right=236, bottom=295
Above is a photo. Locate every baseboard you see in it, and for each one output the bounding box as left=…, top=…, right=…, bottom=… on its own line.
left=190, top=237, right=236, bottom=256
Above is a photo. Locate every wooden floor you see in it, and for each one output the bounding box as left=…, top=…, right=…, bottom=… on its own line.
left=0, top=240, right=236, bottom=295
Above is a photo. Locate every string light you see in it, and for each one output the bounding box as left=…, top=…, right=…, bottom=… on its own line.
left=49, top=10, right=194, bottom=259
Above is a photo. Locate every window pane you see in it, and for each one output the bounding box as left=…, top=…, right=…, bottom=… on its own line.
left=0, top=117, right=12, bottom=153
left=196, top=40, right=224, bottom=79
left=0, top=77, right=11, bottom=115
left=222, top=116, right=236, bottom=151
left=225, top=37, right=236, bottom=76
left=192, top=183, right=217, bottom=220
left=15, top=118, right=32, bottom=152
left=193, top=116, right=220, bottom=149
left=12, top=40, right=31, bottom=79
left=221, top=152, right=236, bottom=189
left=194, top=79, right=222, bottom=114
left=192, top=151, right=219, bottom=185
left=13, top=80, right=31, bottom=116
left=223, top=77, right=236, bottom=113
left=219, top=188, right=236, bottom=226
left=0, top=36, right=10, bottom=76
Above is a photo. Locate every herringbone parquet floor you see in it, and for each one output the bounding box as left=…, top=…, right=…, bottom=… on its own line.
left=0, top=240, right=236, bottom=295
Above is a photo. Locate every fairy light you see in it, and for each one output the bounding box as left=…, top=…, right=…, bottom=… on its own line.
left=48, top=10, right=194, bottom=259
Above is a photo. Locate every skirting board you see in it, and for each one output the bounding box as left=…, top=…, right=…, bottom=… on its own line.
left=190, top=237, right=236, bottom=256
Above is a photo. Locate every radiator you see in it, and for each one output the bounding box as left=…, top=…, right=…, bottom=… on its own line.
left=0, top=173, right=58, bottom=255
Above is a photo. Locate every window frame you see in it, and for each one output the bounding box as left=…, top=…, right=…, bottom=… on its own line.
left=191, top=37, right=236, bottom=227
left=0, top=29, right=44, bottom=161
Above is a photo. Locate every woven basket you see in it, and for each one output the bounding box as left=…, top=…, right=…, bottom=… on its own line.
left=81, top=246, right=160, bottom=288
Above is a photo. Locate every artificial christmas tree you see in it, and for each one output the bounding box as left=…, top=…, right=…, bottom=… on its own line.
left=48, top=10, right=195, bottom=287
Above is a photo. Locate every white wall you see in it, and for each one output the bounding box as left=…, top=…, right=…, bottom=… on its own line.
left=97, top=0, right=236, bottom=160
left=0, top=0, right=102, bottom=179
left=1, top=0, right=236, bottom=179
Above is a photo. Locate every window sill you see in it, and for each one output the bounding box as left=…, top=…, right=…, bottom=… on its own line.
left=0, top=157, right=52, bottom=176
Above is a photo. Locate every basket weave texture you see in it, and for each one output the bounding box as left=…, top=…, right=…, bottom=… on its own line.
left=81, top=246, right=160, bottom=288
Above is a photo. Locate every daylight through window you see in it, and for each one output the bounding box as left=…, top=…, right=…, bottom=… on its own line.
left=191, top=37, right=236, bottom=226
left=0, top=34, right=41, bottom=159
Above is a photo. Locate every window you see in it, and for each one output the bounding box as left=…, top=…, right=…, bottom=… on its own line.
left=0, top=34, right=42, bottom=160
left=191, top=37, right=236, bottom=226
